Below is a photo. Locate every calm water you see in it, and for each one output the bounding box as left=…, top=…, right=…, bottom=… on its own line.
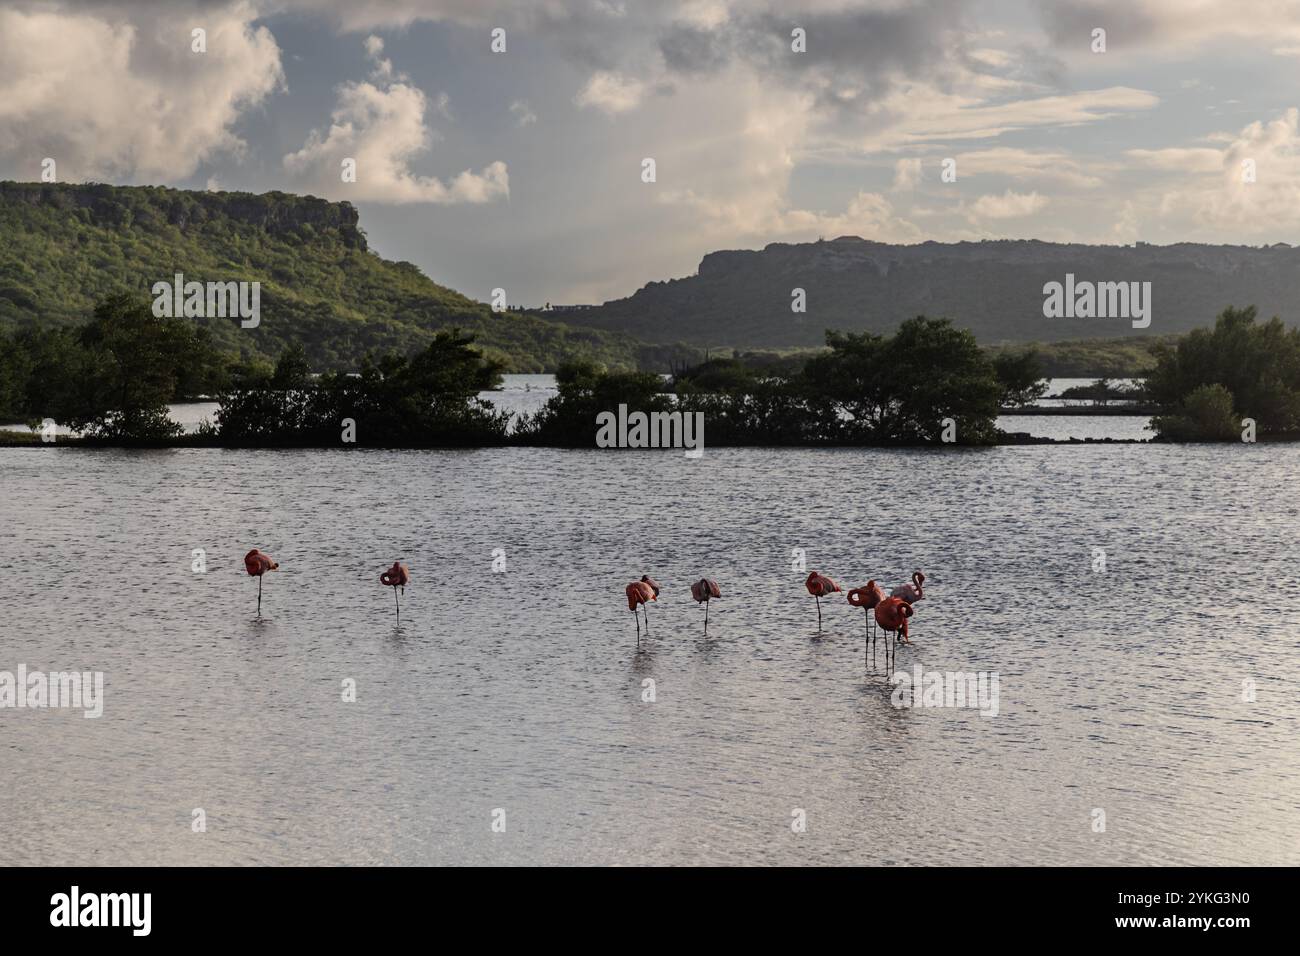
left=1, top=441, right=1296, bottom=866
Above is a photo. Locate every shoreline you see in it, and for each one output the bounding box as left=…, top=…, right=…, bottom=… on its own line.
left=0, top=431, right=1192, bottom=449
left=998, top=405, right=1156, bottom=416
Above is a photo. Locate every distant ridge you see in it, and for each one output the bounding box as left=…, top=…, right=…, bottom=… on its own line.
left=561, top=236, right=1300, bottom=347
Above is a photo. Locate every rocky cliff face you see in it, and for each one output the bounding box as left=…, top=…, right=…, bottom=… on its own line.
left=0, top=181, right=367, bottom=251
left=577, top=236, right=1300, bottom=346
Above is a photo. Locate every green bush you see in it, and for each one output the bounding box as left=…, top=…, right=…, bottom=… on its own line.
left=216, top=329, right=509, bottom=446
left=1149, top=305, right=1300, bottom=438
left=1152, top=383, right=1240, bottom=441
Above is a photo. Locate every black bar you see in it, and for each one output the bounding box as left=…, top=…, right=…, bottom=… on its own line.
left=0, top=867, right=1286, bottom=943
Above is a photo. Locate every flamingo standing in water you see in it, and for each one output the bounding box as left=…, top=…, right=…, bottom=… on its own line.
left=891, top=570, right=925, bottom=605
left=890, top=570, right=924, bottom=640
left=874, top=595, right=914, bottom=645
left=626, top=575, right=660, bottom=645
left=243, top=549, right=279, bottom=617
left=847, top=581, right=886, bottom=659
left=380, top=561, right=410, bottom=621
left=690, top=578, right=721, bottom=633
left=805, top=571, right=841, bottom=629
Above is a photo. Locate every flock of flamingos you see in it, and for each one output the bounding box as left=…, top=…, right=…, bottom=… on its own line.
left=242, top=548, right=925, bottom=657
left=624, top=570, right=925, bottom=651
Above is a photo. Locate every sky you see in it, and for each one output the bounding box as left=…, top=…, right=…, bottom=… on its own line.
left=3, top=0, right=1300, bottom=305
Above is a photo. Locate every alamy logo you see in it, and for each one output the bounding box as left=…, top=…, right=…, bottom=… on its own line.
left=152, top=272, right=261, bottom=328
left=595, top=404, right=704, bottom=457
left=1042, top=273, right=1151, bottom=329
left=0, top=665, right=103, bottom=718
left=50, top=886, right=151, bottom=936
left=890, top=666, right=1000, bottom=717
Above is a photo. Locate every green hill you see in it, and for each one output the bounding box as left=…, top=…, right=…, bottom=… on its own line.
left=0, top=181, right=690, bottom=372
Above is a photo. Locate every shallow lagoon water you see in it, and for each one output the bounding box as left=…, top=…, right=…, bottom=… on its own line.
left=1, top=441, right=1296, bottom=865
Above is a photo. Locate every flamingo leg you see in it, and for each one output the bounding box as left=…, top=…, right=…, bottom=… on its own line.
left=816, top=594, right=822, bottom=629
left=257, top=574, right=263, bottom=617
left=643, top=604, right=650, bottom=634
left=393, top=585, right=400, bottom=621
left=704, top=598, right=709, bottom=634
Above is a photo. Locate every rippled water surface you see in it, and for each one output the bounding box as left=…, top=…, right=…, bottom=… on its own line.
left=1, top=443, right=1297, bottom=865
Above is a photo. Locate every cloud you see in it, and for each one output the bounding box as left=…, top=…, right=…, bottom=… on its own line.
left=510, top=99, right=537, bottom=126
left=949, top=147, right=1107, bottom=187
left=279, top=0, right=986, bottom=114
left=0, top=2, right=283, bottom=182
left=858, top=85, right=1159, bottom=149
left=282, top=36, right=508, bottom=203
left=1034, top=0, right=1300, bottom=51
left=650, top=73, right=922, bottom=246
left=966, top=190, right=1048, bottom=220
left=892, top=157, right=923, bottom=189
left=574, top=71, right=646, bottom=115
left=1125, top=147, right=1223, bottom=173
left=1144, top=109, right=1300, bottom=232
left=363, top=34, right=394, bottom=78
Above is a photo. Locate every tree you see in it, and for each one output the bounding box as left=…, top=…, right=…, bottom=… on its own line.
left=880, top=317, right=1002, bottom=442
left=516, top=358, right=669, bottom=446
left=0, top=330, right=33, bottom=422
left=1152, top=383, right=1239, bottom=440
left=670, top=357, right=764, bottom=395
left=57, top=294, right=223, bottom=439
left=5, top=294, right=222, bottom=440
left=992, top=348, right=1048, bottom=407
left=800, top=328, right=889, bottom=440
left=1148, top=305, right=1300, bottom=436
left=799, top=317, right=1002, bottom=443
left=217, top=329, right=509, bottom=446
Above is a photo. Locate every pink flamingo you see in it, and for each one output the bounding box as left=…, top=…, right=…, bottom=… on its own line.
left=874, top=596, right=914, bottom=645
left=805, top=571, right=841, bottom=629
left=847, top=580, right=886, bottom=656
left=626, top=575, right=660, bottom=645
left=380, top=561, right=410, bottom=620
left=890, top=569, right=924, bottom=641
left=891, top=570, right=925, bottom=604
left=243, top=549, right=279, bottom=616
left=690, top=578, right=721, bottom=633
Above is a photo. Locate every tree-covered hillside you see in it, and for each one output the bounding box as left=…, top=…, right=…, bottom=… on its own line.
left=0, top=181, right=691, bottom=372
left=562, top=236, right=1300, bottom=349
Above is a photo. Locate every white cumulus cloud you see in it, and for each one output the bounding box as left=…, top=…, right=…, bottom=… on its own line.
left=282, top=37, right=508, bottom=203
left=0, top=2, right=283, bottom=182
left=967, top=190, right=1048, bottom=220
left=575, top=71, right=646, bottom=115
